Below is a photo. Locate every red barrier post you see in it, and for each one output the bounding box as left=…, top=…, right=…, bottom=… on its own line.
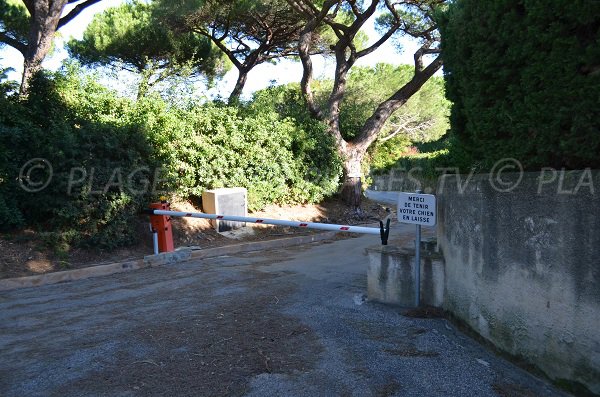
left=149, top=200, right=174, bottom=253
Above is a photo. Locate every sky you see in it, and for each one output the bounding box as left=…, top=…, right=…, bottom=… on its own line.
left=0, top=0, right=425, bottom=100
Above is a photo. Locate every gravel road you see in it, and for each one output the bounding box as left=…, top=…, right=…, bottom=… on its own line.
left=0, top=226, right=566, bottom=396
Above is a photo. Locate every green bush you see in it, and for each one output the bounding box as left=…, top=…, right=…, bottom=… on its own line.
left=0, top=70, right=159, bottom=249
left=369, top=132, right=476, bottom=193
left=140, top=101, right=340, bottom=211
left=440, top=0, right=600, bottom=170
left=243, top=84, right=343, bottom=204
left=367, top=135, right=413, bottom=171
left=0, top=66, right=342, bottom=249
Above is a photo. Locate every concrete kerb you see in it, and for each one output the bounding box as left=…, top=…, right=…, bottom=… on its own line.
left=0, top=231, right=338, bottom=292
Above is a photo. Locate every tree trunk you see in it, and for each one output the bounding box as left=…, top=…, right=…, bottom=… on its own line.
left=20, top=29, right=56, bottom=97
left=19, top=0, right=68, bottom=97
left=20, top=58, right=41, bottom=97
left=228, top=70, right=248, bottom=104
left=340, top=151, right=366, bottom=211
left=18, top=0, right=102, bottom=97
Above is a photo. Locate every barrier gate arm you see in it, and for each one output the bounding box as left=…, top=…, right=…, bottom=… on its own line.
left=144, top=206, right=391, bottom=253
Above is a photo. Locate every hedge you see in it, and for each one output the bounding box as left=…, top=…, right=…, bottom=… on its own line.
left=440, top=0, right=600, bottom=170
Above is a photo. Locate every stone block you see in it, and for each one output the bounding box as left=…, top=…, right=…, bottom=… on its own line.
left=202, top=187, right=247, bottom=232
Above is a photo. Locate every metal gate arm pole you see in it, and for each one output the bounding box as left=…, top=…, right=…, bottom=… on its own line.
left=148, top=209, right=382, bottom=236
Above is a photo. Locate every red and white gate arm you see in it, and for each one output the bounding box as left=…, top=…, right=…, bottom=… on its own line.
left=149, top=209, right=382, bottom=235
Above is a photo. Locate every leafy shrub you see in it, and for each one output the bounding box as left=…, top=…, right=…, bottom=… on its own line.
left=369, top=133, right=476, bottom=193
left=244, top=85, right=342, bottom=198
left=440, top=0, right=600, bottom=170
left=0, top=66, right=342, bottom=249
left=131, top=86, right=341, bottom=211
left=0, top=70, right=159, bottom=249
left=367, top=135, right=413, bottom=170
left=140, top=102, right=336, bottom=211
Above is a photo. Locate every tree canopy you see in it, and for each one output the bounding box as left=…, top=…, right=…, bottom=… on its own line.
left=67, top=0, right=228, bottom=98
left=157, top=0, right=330, bottom=102
left=0, top=0, right=104, bottom=96
left=0, top=0, right=29, bottom=52
left=336, top=63, right=448, bottom=143
left=288, top=0, right=447, bottom=207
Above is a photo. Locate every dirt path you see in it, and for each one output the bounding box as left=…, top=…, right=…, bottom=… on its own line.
left=0, top=227, right=566, bottom=397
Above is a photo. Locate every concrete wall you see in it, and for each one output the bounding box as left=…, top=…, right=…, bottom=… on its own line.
left=437, top=170, right=600, bottom=394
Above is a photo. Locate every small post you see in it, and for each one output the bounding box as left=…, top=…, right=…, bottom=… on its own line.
left=415, top=189, right=422, bottom=307
left=152, top=231, right=159, bottom=255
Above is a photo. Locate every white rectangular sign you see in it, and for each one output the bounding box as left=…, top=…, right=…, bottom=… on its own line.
left=397, top=192, right=437, bottom=226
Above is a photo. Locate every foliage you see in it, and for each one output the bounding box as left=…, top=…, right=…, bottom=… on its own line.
left=373, top=135, right=472, bottom=175
left=0, top=66, right=341, bottom=249
left=0, top=64, right=18, bottom=95
left=246, top=83, right=324, bottom=133
left=172, top=0, right=308, bottom=57
left=289, top=0, right=447, bottom=207
left=338, top=64, right=449, bottom=167
left=157, top=0, right=330, bottom=101
left=0, top=68, right=158, bottom=249
left=0, top=0, right=104, bottom=95
left=367, top=135, right=413, bottom=170
left=294, top=63, right=449, bottom=170
left=244, top=84, right=343, bottom=201
left=67, top=0, right=228, bottom=98
left=136, top=97, right=341, bottom=211
left=0, top=0, right=29, bottom=49
left=369, top=134, right=474, bottom=196
left=246, top=71, right=449, bottom=179
left=440, top=0, right=600, bottom=170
